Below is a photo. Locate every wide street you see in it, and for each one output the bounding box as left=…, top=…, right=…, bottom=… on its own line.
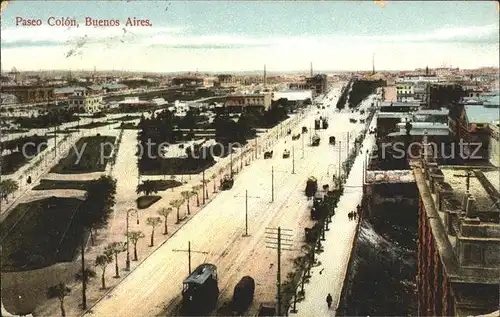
left=84, top=83, right=375, bottom=317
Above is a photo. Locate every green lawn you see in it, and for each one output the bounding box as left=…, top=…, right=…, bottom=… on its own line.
left=136, top=195, right=161, bottom=209
left=50, top=136, right=116, bottom=174
left=33, top=180, right=94, bottom=191
left=0, top=197, right=84, bottom=271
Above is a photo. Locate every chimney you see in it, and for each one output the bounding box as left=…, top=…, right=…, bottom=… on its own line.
left=465, top=196, right=476, bottom=218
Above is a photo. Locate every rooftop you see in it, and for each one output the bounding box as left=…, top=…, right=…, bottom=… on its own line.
left=465, top=105, right=500, bottom=124
left=183, top=263, right=217, bottom=285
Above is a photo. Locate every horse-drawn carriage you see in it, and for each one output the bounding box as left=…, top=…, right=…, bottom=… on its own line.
left=220, top=175, right=234, bottom=190
left=329, top=136, right=336, bottom=145
left=282, top=149, right=290, bottom=158
left=302, top=126, right=308, bottom=133
left=349, top=118, right=357, bottom=123
left=292, top=134, right=300, bottom=140
left=264, top=150, right=273, bottom=159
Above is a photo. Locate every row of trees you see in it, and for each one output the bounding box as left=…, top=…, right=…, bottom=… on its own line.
left=347, top=79, right=386, bottom=108
left=14, top=108, right=80, bottom=128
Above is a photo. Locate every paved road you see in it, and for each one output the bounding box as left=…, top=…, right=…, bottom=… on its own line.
left=84, top=83, right=376, bottom=317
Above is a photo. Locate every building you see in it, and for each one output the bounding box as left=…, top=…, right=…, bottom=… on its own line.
left=0, top=85, right=54, bottom=104
left=171, top=77, right=204, bottom=87
left=68, top=88, right=103, bottom=113
left=272, top=90, right=312, bottom=110
left=117, top=97, right=155, bottom=109
left=225, top=93, right=272, bottom=113
left=413, top=151, right=500, bottom=316
left=449, top=104, right=500, bottom=160
left=306, top=74, right=328, bottom=95
left=289, top=74, right=328, bottom=96
left=488, top=121, right=499, bottom=167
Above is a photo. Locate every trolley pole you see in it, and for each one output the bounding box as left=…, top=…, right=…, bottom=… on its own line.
left=292, top=147, right=295, bottom=174
left=172, top=241, right=208, bottom=275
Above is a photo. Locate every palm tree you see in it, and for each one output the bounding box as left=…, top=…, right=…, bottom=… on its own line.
left=126, top=231, right=145, bottom=261
left=157, top=207, right=172, bottom=235
left=47, top=283, right=71, bottom=317
left=180, top=191, right=192, bottom=215
left=191, top=185, right=200, bottom=206
left=211, top=174, right=217, bottom=193
left=202, top=179, right=209, bottom=199
left=104, top=242, right=126, bottom=278
left=95, top=253, right=113, bottom=289
left=0, top=179, right=19, bottom=203
left=146, top=216, right=162, bottom=246
left=170, top=175, right=176, bottom=191
left=169, top=199, right=184, bottom=224
left=218, top=168, right=224, bottom=186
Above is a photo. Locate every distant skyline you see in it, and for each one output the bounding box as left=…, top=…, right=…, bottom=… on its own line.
left=1, top=1, right=499, bottom=72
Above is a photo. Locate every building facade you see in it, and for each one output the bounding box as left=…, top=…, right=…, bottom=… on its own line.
left=414, top=151, right=500, bottom=316
left=225, top=93, right=272, bottom=113
left=0, top=85, right=54, bottom=104
left=68, top=89, right=102, bottom=113
left=488, top=122, right=500, bottom=167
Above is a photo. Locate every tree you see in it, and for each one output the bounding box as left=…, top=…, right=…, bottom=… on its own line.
left=201, top=179, right=209, bottom=200
left=192, top=185, right=200, bottom=206
left=81, top=176, right=117, bottom=246
left=104, top=242, right=126, bottom=278
left=157, top=207, right=172, bottom=235
left=146, top=217, right=162, bottom=247
left=75, top=267, right=96, bottom=284
left=180, top=191, right=192, bottom=215
left=170, top=175, right=177, bottom=191
left=169, top=199, right=184, bottom=224
left=47, top=283, right=71, bottom=317
left=211, top=174, right=217, bottom=193
left=136, top=180, right=157, bottom=196
left=0, top=179, right=19, bottom=203
left=95, top=253, right=113, bottom=289
left=126, top=231, right=145, bottom=261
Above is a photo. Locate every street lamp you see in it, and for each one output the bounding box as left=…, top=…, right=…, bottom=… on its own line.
left=125, top=208, right=139, bottom=271
left=327, top=163, right=336, bottom=176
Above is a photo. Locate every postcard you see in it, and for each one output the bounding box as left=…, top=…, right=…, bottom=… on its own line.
left=1, top=1, right=499, bottom=317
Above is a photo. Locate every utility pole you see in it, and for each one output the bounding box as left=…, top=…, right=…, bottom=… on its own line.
left=338, top=140, right=342, bottom=180
left=254, top=138, right=258, bottom=159
left=265, top=227, right=293, bottom=316
left=230, top=149, right=233, bottom=178
left=301, top=133, right=304, bottom=159
left=81, top=228, right=87, bottom=310
left=172, top=241, right=209, bottom=275
left=292, top=146, right=295, bottom=174
left=202, top=168, right=206, bottom=205
left=347, top=131, right=350, bottom=155
left=271, top=166, right=274, bottom=202
left=234, top=190, right=260, bottom=237
left=1, top=245, right=3, bottom=317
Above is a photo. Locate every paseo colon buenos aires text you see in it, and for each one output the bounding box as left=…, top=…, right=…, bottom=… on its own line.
left=15, top=17, right=152, bottom=27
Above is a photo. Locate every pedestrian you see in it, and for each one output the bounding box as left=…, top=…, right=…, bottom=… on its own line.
left=353, top=212, right=357, bottom=220
left=326, top=293, right=333, bottom=309
left=348, top=212, right=352, bottom=221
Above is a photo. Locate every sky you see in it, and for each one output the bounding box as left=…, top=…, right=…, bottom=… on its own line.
left=1, top=1, right=499, bottom=73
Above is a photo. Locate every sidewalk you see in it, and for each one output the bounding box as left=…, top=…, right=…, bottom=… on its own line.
left=292, top=110, right=377, bottom=317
